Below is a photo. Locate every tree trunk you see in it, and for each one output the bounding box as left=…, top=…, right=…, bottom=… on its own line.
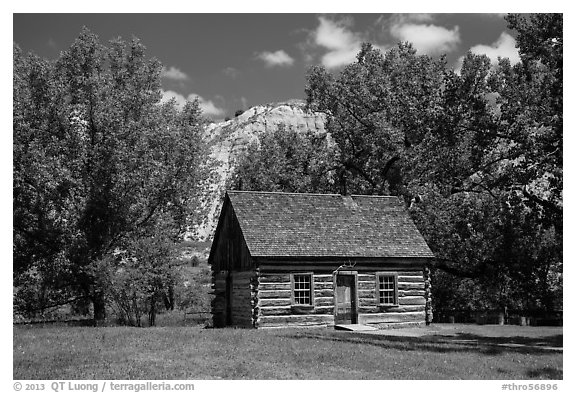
left=149, top=295, right=156, bottom=327
left=133, top=293, right=141, bottom=327
left=93, top=290, right=106, bottom=325
left=163, top=284, right=175, bottom=311
left=168, top=285, right=174, bottom=311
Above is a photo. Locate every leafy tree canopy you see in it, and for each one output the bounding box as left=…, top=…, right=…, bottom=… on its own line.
left=13, top=28, right=207, bottom=321
left=302, top=14, right=562, bottom=313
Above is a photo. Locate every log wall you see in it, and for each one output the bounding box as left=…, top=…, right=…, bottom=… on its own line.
left=213, top=257, right=431, bottom=329
left=211, top=271, right=227, bottom=328
left=357, top=269, right=427, bottom=327
left=255, top=267, right=429, bottom=328
left=230, top=270, right=256, bottom=327
left=211, top=270, right=258, bottom=328
left=256, top=273, right=335, bottom=328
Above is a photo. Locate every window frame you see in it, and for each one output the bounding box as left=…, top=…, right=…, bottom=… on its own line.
left=375, top=272, right=399, bottom=306
left=290, top=272, right=314, bottom=307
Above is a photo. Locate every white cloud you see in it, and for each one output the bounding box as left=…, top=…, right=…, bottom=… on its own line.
left=194, top=95, right=226, bottom=117
left=313, top=16, right=363, bottom=69
left=160, top=66, right=189, bottom=81
left=161, top=90, right=225, bottom=118
left=223, top=67, right=240, bottom=78
left=390, top=23, right=460, bottom=55
left=161, top=90, right=188, bottom=108
left=392, top=13, right=435, bottom=24
left=469, top=32, right=521, bottom=65
left=256, top=50, right=295, bottom=67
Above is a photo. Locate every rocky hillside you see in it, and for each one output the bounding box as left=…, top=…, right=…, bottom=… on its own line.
left=188, top=99, right=327, bottom=241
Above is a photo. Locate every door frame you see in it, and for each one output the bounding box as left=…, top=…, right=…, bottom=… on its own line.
left=333, top=270, right=359, bottom=324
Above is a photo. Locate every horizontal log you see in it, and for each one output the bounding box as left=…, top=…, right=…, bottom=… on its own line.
left=314, top=274, right=334, bottom=282
left=294, top=306, right=334, bottom=315
left=259, top=306, right=291, bottom=316
left=258, top=290, right=291, bottom=299
left=393, top=270, right=423, bottom=276
left=361, top=305, right=426, bottom=313
left=258, top=298, right=291, bottom=307
left=257, top=273, right=339, bottom=282
left=358, top=274, right=375, bottom=281
left=259, top=305, right=334, bottom=316
left=358, top=281, right=375, bottom=290
left=313, top=281, right=333, bottom=290
left=358, top=291, right=376, bottom=304
left=258, top=314, right=334, bottom=327
left=398, top=275, right=424, bottom=282
left=359, top=299, right=377, bottom=308
left=358, top=306, right=380, bottom=314
left=315, top=296, right=334, bottom=307
left=314, top=289, right=333, bottom=297
left=398, top=282, right=425, bottom=290
left=399, top=289, right=425, bottom=297
left=259, top=274, right=290, bottom=283
left=399, top=296, right=426, bottom=305
left=258, top=282, right=291, bottom=291
left=358, top=286, right=376, bottom=298
left=358, top=311, right=426, bottom=324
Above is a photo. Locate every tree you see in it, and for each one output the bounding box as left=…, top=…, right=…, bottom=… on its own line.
left=13, top=29, right=206, bottom=323
left=96, top=226, right=178, bottom=327
left=232, top=124, right=337, bottom=194
left=306, top=42, right=446, bottom=195
left=305, top=16, right=562, bottom=315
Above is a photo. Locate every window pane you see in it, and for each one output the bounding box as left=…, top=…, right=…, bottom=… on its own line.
left=293, top=274, right=312, bottom=305
left=378, top=275, right=396, bottom=305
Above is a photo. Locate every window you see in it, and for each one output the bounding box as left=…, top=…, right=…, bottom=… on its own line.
left=292, top=273, right=313, bottom=306
left=377, top=273, right=398, bottom=306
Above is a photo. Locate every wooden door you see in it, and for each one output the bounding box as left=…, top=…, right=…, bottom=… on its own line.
left=335, top=274, right=357, bottom=324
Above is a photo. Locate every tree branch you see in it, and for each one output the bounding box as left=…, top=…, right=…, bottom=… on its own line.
left=522, top=186, right=562, bottom=214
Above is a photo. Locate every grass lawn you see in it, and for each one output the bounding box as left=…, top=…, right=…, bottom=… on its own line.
left=13, top=324, right=562, bottom=380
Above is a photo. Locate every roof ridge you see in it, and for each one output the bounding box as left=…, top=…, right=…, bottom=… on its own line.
left=227, top=190, right=342, bottom=197
left=227, top=190, right=398, bottom=199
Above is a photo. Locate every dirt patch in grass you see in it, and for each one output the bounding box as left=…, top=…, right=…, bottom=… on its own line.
left=13, top=325, right=562, bottom=380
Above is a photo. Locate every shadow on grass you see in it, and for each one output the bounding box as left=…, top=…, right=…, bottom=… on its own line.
left=285, top=330, right=563, bottom=356
left=526, top=366, right=562, bottom=379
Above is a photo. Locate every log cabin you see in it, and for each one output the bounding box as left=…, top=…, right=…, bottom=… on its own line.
left=209, top=191, right=435, bottom=329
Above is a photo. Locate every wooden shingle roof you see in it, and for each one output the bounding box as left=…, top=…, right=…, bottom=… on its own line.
left=225, top=191, right=434, bottom=258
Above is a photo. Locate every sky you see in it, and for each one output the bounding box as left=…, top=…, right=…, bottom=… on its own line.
left=13, top=13, right=521, bottom=121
